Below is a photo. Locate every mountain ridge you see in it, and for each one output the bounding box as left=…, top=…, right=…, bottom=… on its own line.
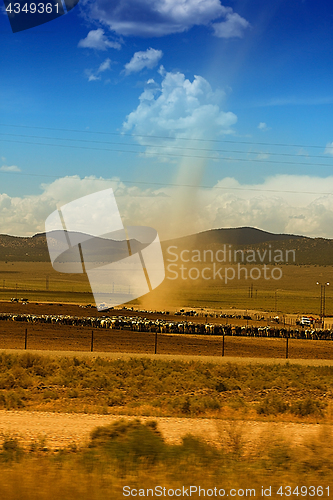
left=0, top=227, right=331, bottom=265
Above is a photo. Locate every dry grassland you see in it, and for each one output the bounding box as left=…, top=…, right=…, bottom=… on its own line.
left=0, top=409, right=332, bottom=499
left=1, top=261, right=333, bottom=315
left=0, top=261, right=332, bottom=498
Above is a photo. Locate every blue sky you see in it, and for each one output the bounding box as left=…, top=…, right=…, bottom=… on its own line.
left=1, top=0, right=333, bottom=238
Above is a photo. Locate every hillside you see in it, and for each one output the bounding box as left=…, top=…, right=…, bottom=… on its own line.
left=0, top=227, right=332, bottom=265
left=165, top=227, right=303, bottom=247
left=163, top=228, right=332, bottom=265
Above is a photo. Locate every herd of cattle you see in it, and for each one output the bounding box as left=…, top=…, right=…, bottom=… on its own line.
left=0, top=312, right=333, bottom=341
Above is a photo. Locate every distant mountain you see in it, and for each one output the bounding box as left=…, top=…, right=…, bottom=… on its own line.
left=162, top=227, right=304, bottom=247
left=162, top=228, right=332, bottom=265
left=0, top=227, right=331, bottom=265
left=0, top=233, right=49, bottom=262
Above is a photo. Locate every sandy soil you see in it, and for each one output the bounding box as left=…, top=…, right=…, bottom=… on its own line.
left=0, top=410, right=328, bottom=452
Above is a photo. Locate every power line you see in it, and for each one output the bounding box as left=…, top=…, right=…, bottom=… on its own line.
left=0, top=122, right=330, bottom=150
left=1, top=132, right=332, bottom=160
left=0, top=169, right=332, bottom=196
left=1, top=138, right=333, bottom=168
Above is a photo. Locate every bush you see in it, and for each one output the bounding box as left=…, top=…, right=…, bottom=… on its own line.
left=0, top=437, right=23, bottom=462
left=89, top=419, right=166, bottom=465
left=265, top=441, right=293, bottom=470
left=172, top=435, right=220, bottom=465
left=256, top=394, right=289, bottom=416
left=290, top=398, right=325, bottom=417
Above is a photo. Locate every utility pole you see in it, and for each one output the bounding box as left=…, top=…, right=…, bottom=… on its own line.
left=317, top=281, right=329, bottom=328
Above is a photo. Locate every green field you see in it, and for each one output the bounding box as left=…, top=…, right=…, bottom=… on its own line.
left=1, top=261, right=333, bottom=316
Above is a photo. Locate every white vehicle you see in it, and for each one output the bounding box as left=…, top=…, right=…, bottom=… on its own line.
left=300, top=317, right=311, bottom=326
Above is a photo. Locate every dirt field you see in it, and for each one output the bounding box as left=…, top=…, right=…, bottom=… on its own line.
left=0, top=410, right=326, bottom=451
left=2, top=261, right=333, bottom=316
left=0, top=302, right=332, bottom=359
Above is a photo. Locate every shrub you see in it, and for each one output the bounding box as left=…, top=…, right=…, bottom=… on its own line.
left=107, top=390, right=125, bottom=407
left=89, top=419, right=166, bottom=465
left=173, top=435, right=220, bottom=465
left=0, top=437, right=23, bottom=462
left=266, top=441, right=293, bottom=470
left=290, top=398, right=325, bottom=417
left=256, top=394, right=289, bottom=416
left=215, top=380, right=228, bottom=392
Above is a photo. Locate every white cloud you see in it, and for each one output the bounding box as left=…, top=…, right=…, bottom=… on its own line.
left=97, top=58, right=112, bottom=72
left=87, top=73, right=101, bottom=82
left=0, top=165, right=21, bottom=172
left=85, top=58, right=112, bottom=82
left=258, top=122, right=268, bottom=131
left=78, top=29, right=121, bottom=50
left=207, top=175, right=333, bottom=239
left=0, top=176, right=125, bottom=236
left=85, top=0, right=249, bottom=38
left=124, top=48, right=163, bottom=75
left=212, top=11, right=250, bottom=38
left=123, top=68, right=237, bottom=157
left=3, top=174, right=333, bottom=239
left=324, top=142, right=333, bottom=155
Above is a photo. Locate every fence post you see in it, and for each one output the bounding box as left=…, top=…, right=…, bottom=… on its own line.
left=286, top=336, right=289, bottom=359
left=24, top=328, right=27, bottom=350
left=222, top=334, right=225, bottom=357
left=91, top=330, right=94, bottom=352
left=154, top=331, right=158, bottom=354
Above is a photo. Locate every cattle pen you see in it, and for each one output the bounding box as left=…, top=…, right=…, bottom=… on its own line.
left=0, top=304, right=333, bottom=360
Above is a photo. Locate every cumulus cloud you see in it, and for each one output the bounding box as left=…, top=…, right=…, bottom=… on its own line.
left=124, top=48, right=163, bottom=75
left=85, top=58, right=112, bottom=82
left=123, top=68, right=237, bottom=157
left=0, top=165, right=21, bottom=172
left=2, top=174, right=333, bottom=239
left=208, top=175, right=333, bottom=239
left=78, top=28, right=121, bottom=50
left=0, top=176, right=124, bottom=236
left=85, top=0, right=249, bottom=38
left=212, top=11, right=250, bottom=38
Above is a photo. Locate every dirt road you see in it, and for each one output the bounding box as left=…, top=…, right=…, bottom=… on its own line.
left=0, top=410, right=328, bottom=452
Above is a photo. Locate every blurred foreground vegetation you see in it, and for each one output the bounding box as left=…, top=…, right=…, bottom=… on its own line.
left=0, top=418, right=333, bottom=499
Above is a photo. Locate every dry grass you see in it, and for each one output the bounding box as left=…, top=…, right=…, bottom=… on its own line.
left=1, top=261, right=333, bottom=315
left=0, top=419, right=332, bottom=500
left=0, top=352, right=332, bottom=422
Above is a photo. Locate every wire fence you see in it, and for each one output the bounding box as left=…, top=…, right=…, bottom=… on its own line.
left=1, top=324, right=332, bottom=360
